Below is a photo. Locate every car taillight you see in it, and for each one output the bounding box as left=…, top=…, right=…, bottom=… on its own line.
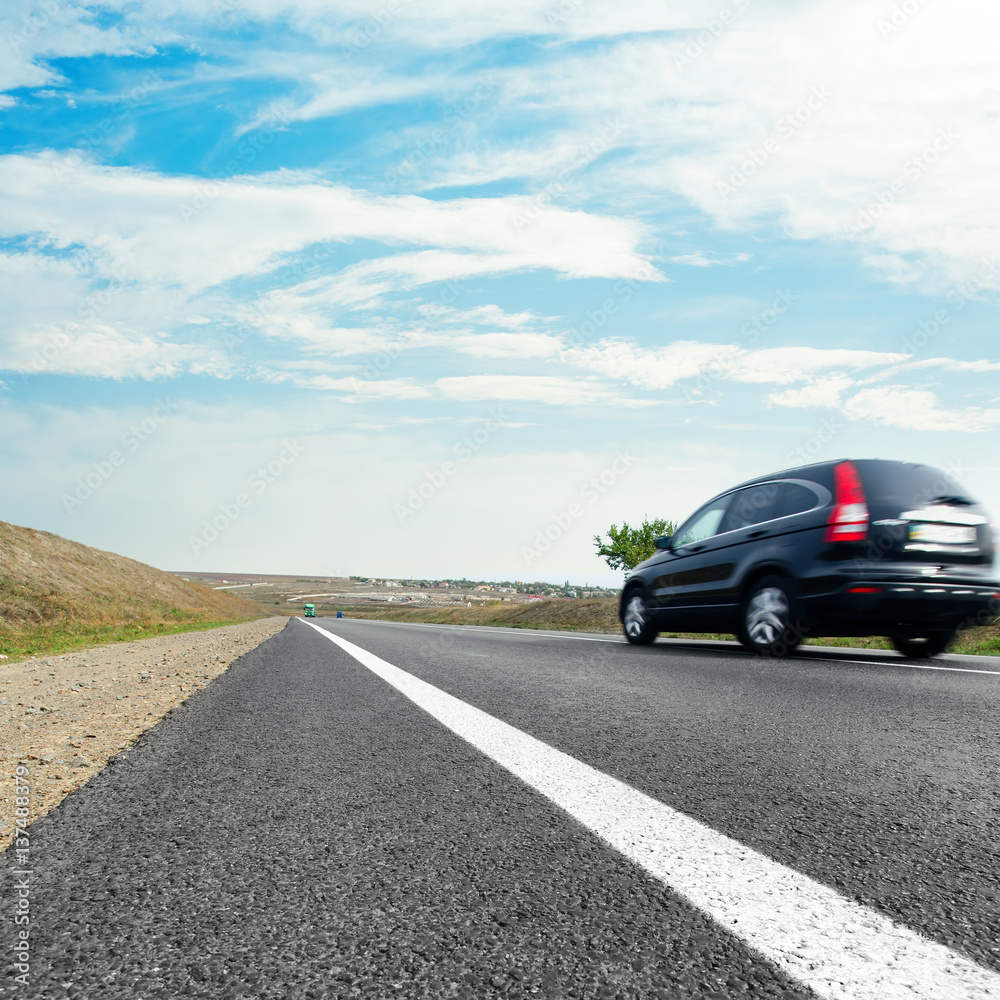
left=825, top=461, right=870, bottom=542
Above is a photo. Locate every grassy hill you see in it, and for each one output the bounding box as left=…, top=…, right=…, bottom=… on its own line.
left=0, top=521, right=266, bottom=660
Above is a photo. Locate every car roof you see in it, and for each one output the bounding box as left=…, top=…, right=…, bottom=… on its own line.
left=724, top=457, right=942, bottom=493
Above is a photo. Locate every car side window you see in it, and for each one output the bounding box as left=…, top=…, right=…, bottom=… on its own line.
left=720, top=484, right=782, bottom=532
left=671, top=497, right=730, bottom=548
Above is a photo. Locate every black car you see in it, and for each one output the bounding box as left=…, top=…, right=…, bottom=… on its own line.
left=619, top=459, right=999, bottom=657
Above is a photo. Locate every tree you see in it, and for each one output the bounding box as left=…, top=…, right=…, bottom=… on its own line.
left=593, top=517, right=676, bottom=573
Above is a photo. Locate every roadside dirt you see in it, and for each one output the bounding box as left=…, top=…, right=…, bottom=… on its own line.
left=0, top=616, right=288, bottom=852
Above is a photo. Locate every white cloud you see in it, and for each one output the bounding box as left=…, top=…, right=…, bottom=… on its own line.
left=728, top=348, right=907, bottom=385
left=564, top=339, right=732, bottom=390
left=0, top=3, right=161, bottom=94
left=564, top=341, right=904, bottom=391
left=0, top=154, right=657, bottom=380
left=898, top=357, right=1000, bottom=374
left=241, top=71, right=453, bottom=132
left=436, top=304, right=548, bottom=329
left=270, top=372, right=433, bottom=400
left=0, top=322, right=230, bottom=380
left=449, top=332, right=563, bottom=359
left=435, top=374, right=653, bottom=407
left=154, top=0, right=723, bottom=50
left=0, top=154, right=654, bottom=295
left=489, top=0, right=1000, bottom=291
left=669, top=251, right=751, bottom=267
left=767, top=375, right=856, bottom=410
left=842, top=386, right=1000, bottom=432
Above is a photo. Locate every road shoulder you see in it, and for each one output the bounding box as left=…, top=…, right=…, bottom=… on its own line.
left=1, top=616, right=288, bottom=851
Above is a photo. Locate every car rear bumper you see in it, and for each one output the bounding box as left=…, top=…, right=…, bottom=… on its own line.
left=803, top=580, right=1000, bottom=632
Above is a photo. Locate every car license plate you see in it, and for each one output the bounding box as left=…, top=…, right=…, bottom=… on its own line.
left=909, top=523, right=977, bottom=545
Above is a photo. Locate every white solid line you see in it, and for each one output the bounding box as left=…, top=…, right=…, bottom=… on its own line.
left=298, top=617, right=1000, bottom=1000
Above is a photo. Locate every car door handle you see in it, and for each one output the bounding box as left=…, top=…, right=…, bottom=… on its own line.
left=747, top=529, right=768, bottom=539
left=687, top=544, right=705, bottom=552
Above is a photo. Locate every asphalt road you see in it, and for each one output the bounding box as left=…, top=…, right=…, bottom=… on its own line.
left=3, top=617, right=999, bottom=999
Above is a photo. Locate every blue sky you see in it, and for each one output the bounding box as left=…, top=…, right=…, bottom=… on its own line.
left=2, top=0, right=998, bottom=586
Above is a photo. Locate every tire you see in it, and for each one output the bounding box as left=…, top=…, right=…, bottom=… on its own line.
left=891, top=629, right=955, bottom=659
left=623, top=590, right=658, bottom=645
left=737, top=575, right=802, bottom=657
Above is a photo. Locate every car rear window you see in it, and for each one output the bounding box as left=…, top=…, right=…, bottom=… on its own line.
left=780, top=482, right=818, bottom=516
left=855, top=461, right=974, bottom=517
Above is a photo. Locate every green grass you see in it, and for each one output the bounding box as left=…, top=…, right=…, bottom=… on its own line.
left=0, top=613, right=266, bottom=663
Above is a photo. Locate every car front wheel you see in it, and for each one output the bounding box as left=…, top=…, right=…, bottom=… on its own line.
left=891, top=630, right=955, bottom=659
left=737, top=576, right=802, bottom=657
left=623, top=590, right=658, bottom=645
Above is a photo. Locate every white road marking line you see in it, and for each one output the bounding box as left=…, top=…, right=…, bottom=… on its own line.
left=333, top=618, right=1000, bottom=675
left=298, top=617, right=1000, bottom=1000
left=826, top=660, right=1000, bottom=677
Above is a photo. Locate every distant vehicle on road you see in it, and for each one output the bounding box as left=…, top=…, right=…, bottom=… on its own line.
left=620, top=459, right=999, bottom=658
left=304, top=604, right=316, bottom=617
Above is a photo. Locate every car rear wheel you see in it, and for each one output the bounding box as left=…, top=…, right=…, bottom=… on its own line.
left=623, top=590, right=658, bottom=645
left=891, top=629, right=955, bottom=659
left=738, top=576, right=802, bottom=657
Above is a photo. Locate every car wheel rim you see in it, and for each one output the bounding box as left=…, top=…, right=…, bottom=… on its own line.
left=746, top=587, right=789, bottom=645
left=624, top=595, right=646, bottom=637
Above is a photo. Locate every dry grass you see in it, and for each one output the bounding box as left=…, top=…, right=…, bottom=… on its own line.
left=342, top=596, right=1000, bottom=655
left=0, top=520, right=265, bottom=660
left=345, top=597, right=622, bottom=633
